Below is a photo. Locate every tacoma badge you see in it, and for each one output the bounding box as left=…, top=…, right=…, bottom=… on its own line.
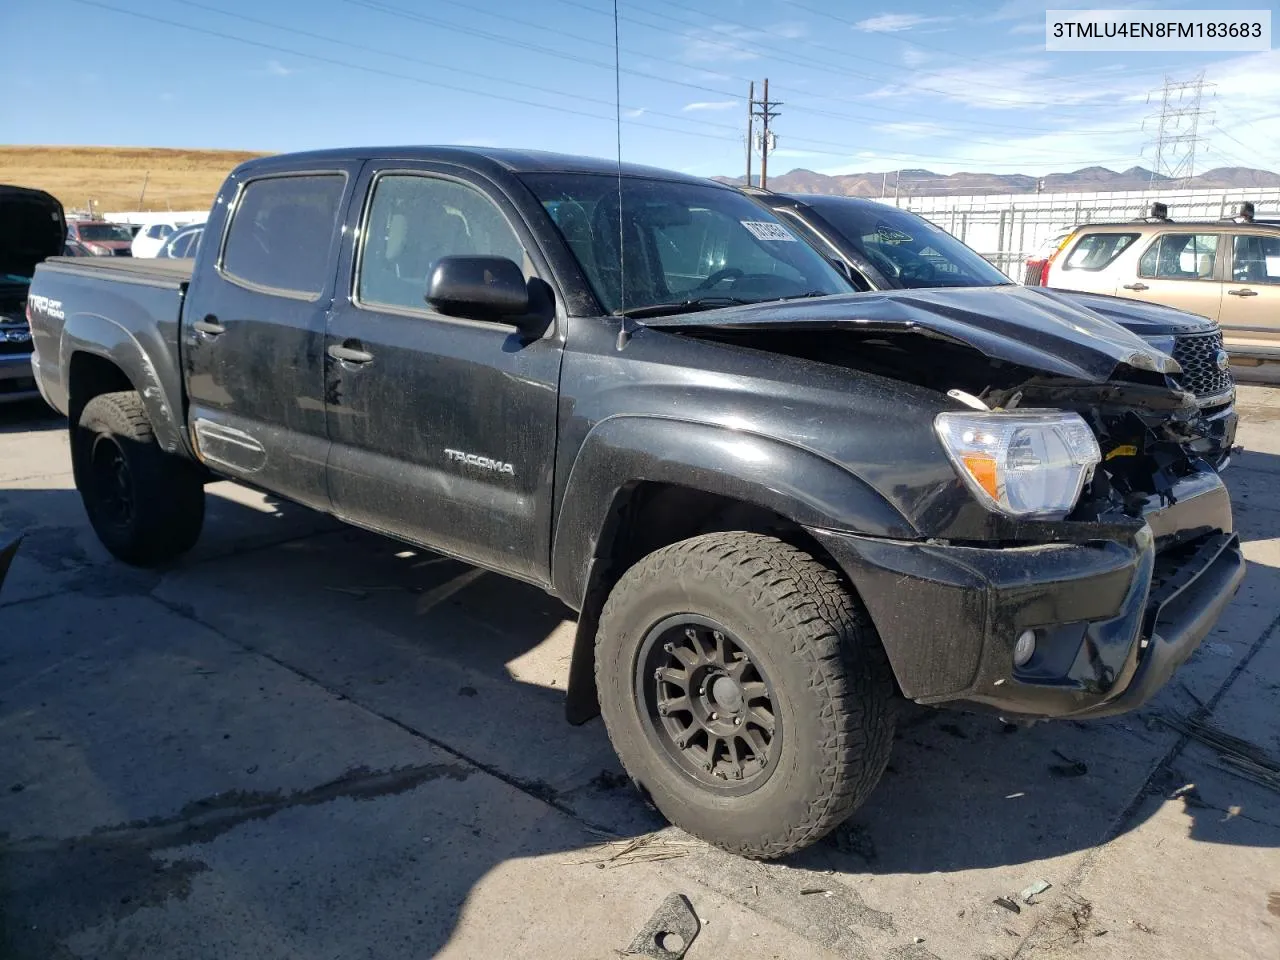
left=444, top=448, right=515, bottom=476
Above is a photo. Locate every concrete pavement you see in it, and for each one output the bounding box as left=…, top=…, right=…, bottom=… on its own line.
left=1, top=388, right=1277, bottom=959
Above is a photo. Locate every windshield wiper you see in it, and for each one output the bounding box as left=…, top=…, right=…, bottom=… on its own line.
left=616, top=296, right=751, bottom=319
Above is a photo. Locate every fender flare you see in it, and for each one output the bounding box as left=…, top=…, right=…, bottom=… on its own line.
left=61, top=313, right=185, bottom=455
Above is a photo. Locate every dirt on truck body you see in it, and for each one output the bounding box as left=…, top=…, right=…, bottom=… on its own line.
left=25, top=146, right=1244, bottom=858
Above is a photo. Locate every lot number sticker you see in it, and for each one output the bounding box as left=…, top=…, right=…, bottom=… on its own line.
left=740, top=221, right=797, bottom=241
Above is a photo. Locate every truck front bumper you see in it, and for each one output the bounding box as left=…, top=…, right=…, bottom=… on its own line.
left=809, top=471, right=1244, bottom=720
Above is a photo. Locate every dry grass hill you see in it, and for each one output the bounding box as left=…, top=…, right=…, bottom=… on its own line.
left=0, top=146, right=269, bottom=214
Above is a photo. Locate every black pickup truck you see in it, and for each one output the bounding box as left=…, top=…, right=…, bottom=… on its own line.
left=1, top=184, right=66, bottom=404
left=27, top=147, right=1244, bottom=859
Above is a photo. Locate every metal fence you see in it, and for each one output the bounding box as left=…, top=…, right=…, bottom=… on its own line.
left=895, top=186, right=1280, bottom=280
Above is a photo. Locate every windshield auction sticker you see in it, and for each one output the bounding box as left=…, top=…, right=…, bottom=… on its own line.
left=1046, top=9, right=1271, bottom=50
left=741, top=221, right=797, bottom=241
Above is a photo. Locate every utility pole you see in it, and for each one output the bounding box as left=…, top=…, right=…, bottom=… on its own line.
left=745, top=81, right=754, bottom=187
left=1143, top=72, right=1214, bottom=189
left=137, top=171, right=150, bottom=209
left=748, top=78, right=782, bottom=189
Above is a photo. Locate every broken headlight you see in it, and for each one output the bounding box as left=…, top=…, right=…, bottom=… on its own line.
left=934, top=411, right=1101, bottom=519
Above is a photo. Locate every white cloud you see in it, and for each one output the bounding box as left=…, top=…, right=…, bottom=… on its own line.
left=624, top=107, right=648, bottom=119
left=902, top=47, right=930, bottom=67
left=679, top=21, right=806, bottom=63
left=682, top=101, right=737, bottom=112
left=266, top=59, right=294, bottom=77
left=854, top=13, right=949, bottom=33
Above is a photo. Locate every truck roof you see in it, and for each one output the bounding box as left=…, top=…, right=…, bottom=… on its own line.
left=233, top=146, right=720, bottom=187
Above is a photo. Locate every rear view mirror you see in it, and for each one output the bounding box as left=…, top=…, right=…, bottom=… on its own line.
left=426, top=256, right=530, bottom=322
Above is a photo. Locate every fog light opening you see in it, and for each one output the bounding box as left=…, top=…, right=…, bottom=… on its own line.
left=1013, top=629, right=1038, bottom=668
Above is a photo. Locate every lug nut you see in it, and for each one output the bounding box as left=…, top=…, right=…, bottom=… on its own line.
left=658, top=703, right=669, bottom=716
left=674, top=736, right=687, bottom=748
left=709, top=711, right=718, bottom=721
left=733, top=716, right=742, bottom=726
left=703, top=760, right=713, bottom=771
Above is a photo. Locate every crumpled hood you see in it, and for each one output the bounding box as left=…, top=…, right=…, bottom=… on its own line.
left=0, top=185, right=66, bottom=281
left=1026, top=287, right=1214, bottom=335
left=644, top=284, right=1181, bottom=383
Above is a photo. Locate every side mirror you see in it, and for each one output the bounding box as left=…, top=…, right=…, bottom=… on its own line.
left=426, top=256, right=531, bottom=323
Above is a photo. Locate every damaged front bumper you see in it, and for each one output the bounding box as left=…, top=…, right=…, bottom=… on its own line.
left=810, top=469, right=1244, bottom=720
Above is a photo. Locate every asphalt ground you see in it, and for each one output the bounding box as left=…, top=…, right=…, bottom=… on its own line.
left=1, top=388, right=1277, bottom=959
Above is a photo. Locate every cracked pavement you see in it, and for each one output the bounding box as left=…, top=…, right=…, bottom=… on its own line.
left=1, top=388, right=1278, bottom=959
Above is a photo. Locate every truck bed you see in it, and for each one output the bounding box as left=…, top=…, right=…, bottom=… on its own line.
left=40, top=256, right=193, bottom=287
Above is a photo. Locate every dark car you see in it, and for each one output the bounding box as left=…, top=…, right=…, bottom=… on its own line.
left=26, top=148, right=1243, bottom=859
left=1, top=184, right=66, bottom=404
left=748, top=191, right=1237, bottom=467
left=65, top=220, right=134, bottom=256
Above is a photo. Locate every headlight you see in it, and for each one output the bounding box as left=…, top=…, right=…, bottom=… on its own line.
left=934, top=411, right=1101, bottom=519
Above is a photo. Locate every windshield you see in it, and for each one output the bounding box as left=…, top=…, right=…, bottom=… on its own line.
left=78, top=223, right=134, bottom=242
left=523, top=173, right=851, bottom=314
left=811, top=200, right=1012, bottom=289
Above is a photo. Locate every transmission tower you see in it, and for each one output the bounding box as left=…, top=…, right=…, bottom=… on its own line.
left=1142, top=73, right=1215, bottom=189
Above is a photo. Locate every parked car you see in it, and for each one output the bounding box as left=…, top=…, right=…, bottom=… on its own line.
left=63, top=238, right=97, bottom=257
left=1026, top=203, right=1280, bottom=364
left=27, top=147, right=1244, bottom=858
left=65, top=219, right=134, bottom=256
left=1, top=184, right=65, bottom=404
left=155, top=222, right=204, bottom=259
left=130, top=221, right=178, bottom=258
left=746, top=191, right=1236, bottom=467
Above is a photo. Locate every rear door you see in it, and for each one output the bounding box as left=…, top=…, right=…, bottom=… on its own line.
left=183, top=162, right=361, bottom=510
left=323, top=162, right=562, bottom=584
left=1219, top=232, right=1280, bottom=351
left=1119, top=231, right=1224, bottom=321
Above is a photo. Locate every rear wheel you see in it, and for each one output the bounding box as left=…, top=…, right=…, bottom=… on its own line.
left=595, top=532, right=896, bottom=859
left=74, top=391, right=204, bottom=566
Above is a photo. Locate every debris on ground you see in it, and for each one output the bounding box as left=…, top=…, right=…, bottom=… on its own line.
left=1005, top=792, right=1025, bottom=799
left=1170, top=782, right=1209, bottom=807
left=799, top=887, right=829, bottom=896
left=590, top=769, right=631, bottom=791
left=1160, top=713, right=1280, bottom=792
left=1019, top=879, right=1052, bottom=904
left=1048, top=749, right=1088, bottom=778
left=570, top=834, right=700, bottom=869
left=624, top=893, right=701, bottom=960
left=1130, top=919, right=1156, bottom=934
left=993, top=896, right=1021, bottom=914
left=1041, top=895, right=1097, bottom=945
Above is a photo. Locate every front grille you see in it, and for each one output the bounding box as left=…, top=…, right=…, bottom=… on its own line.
left=1023, top=261, right=1046, bottom=285
left=113, top=248, right=133, bottom=256
left=1171, top=331, right=1233, bottom=404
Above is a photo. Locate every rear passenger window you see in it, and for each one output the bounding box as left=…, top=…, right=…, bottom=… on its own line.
left=1138, top=233, right=1219, bottom=280
left=358, top=174, right=525, bottom=312
left=1062, top=233, right=1136, bottom=270
left=1233, top=234, right=1280, bottom=284
left=222, top=174, right=346, bottom=297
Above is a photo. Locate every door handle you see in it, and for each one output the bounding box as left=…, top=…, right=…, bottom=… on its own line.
left=1122, top=283, right=1149, bottom=291
left=192, top=315, right=226, bottom=336
left=327, top=343, right=374, bottom=364
left=1227, top=288, right=1258, bottom=297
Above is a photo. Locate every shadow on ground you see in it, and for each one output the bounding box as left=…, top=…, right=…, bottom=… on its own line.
left=1, top=399, right=1277, bottom=958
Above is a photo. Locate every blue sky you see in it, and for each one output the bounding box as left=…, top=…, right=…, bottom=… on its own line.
left=3, top=0, right=1276, bottom=177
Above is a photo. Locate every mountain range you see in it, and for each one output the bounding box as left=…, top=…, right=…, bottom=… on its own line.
left=715, top=165, right=1280, bottom=197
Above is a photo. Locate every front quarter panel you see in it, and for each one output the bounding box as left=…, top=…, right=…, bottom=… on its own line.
left=549, top=316, right=950, bottom=606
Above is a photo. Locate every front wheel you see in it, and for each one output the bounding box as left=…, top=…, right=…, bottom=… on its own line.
left=73, top=390, right=205, bottom=566
left=595, top=532, right=896, bottom=859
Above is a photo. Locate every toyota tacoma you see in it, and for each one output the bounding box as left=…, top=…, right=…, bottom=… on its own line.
left=26, top=148, right=1244, bottom=858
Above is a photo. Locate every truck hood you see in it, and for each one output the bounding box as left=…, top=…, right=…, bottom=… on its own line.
left=0, top=185, right=66, bottom=282
left=644, top=285, right=1180, bottom=384
left=1027, top=287, right=1214, bottom=335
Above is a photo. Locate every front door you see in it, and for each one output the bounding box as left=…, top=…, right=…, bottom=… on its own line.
left=183, top=164, right=359, bottom=510
left=1120, top=231, right=1224, bottom=322
left=324, top=164, right=562, bottom=584
left=1220, top=232, right=1280, bottom=350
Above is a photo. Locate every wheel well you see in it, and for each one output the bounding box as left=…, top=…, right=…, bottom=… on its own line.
left=565, top=481, right=845, bottom=726
left=67, top=352, right=134, bottom=424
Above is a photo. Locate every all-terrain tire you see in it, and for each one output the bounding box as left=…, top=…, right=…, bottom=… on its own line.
left=73, top=391, right=205, bottom=566
left=595, top=531, right=896, bottom=859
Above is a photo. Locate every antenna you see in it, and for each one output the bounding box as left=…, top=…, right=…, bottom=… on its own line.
left=613, top=0, right=632, bottom=349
